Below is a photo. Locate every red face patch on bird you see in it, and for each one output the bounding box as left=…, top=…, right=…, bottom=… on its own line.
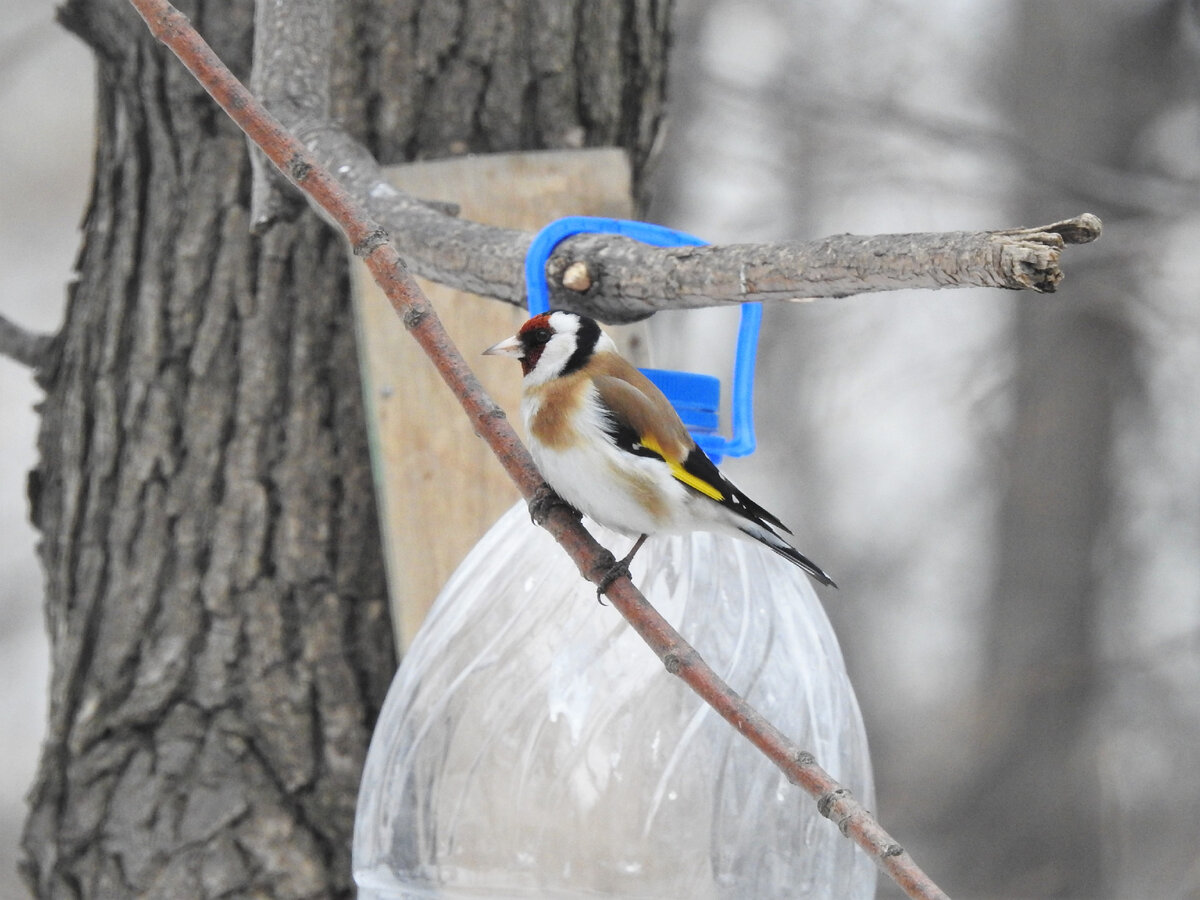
left=516, top=313, right=556, bottom=376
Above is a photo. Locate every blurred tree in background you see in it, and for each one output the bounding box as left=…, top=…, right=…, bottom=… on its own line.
left=651, top=1, right=1200, bottom=897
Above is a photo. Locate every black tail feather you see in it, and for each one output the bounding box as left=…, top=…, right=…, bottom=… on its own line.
left=739, top=526, right=838, bottom=588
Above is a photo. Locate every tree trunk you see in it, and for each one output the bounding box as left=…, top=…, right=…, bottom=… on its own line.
left=952, top=296, right=1128, bottom=897
left=934, top=2, right=1154, bottom=896
left=21, top=0, right=671, bottom=897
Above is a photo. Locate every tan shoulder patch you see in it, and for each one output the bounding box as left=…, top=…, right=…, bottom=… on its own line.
left=528, top=374, right=588, bottom=449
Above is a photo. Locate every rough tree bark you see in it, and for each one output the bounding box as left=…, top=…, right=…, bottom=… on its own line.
left=21, top=1, right=672, bottom=897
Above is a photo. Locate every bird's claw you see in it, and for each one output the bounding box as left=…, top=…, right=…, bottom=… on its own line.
left=591, top=534, right=648, bottom=603
left=593, top=554, right=630, bottom=603
left=528, top=485, right=580, bottom=526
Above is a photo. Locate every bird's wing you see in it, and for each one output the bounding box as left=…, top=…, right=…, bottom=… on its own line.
left=591, top=371, right=791, bottom=535
left=672, top=436, right=792, bottom=535
left=591, top=374, right=690, bottom=459
left=588, top=355, right=693, bottom=456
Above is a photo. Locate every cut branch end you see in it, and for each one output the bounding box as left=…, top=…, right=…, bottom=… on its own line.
left=1046, top=212, right=1103, bottom=244
left=995, top=213, right=1102, bottom=293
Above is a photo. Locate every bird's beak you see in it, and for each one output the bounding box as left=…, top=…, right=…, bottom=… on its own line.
left=483, top=334, right=524, bottom=358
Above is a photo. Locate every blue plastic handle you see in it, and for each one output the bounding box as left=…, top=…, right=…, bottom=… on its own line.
left=524, top=216, right=760, bottom=462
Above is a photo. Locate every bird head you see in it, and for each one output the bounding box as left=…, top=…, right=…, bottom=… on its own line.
left=484, top=310, right=609, bottom=385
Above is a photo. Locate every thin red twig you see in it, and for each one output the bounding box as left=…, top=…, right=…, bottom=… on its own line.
left=127, top=3, right=951, bottom=897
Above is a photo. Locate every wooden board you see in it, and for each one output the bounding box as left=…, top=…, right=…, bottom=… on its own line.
left=351, top=149, right=635, bottom=651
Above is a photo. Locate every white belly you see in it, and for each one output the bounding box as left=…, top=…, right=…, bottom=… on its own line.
left=522, top=390, right=694, bottom=537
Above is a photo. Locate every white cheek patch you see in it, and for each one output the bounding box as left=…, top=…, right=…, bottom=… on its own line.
left=523, top=332, right=579, bottom=387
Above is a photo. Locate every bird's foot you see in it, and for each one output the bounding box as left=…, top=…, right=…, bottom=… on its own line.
left=593, top=534, right=649, bottom=602
left=528, top=484, right=580, bottom=526
left=593, top=555, right=626, bottom=604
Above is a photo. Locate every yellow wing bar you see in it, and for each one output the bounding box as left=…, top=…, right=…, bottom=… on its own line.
left=638, top=436, right=725, bottom=502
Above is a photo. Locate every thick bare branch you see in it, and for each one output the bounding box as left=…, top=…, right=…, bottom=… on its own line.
left=248, top=0, right=332, bottom=228
left=542, top=214, right=1101, bottom=320
left=0, top=312, right=55, bottom=371
left=128, top=2, right=951, bottom=897
left=288, top=117, right=531, bottom=297
left=240, top=18, right=1099, bottom=324
left=283, top=111, right=1101, bottom=322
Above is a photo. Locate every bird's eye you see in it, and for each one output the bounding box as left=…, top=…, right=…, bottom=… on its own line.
left=529, top=329, right=552, bottom=345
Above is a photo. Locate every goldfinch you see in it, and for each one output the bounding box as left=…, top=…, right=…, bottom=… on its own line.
left=484, top=310, right=836, bottom=588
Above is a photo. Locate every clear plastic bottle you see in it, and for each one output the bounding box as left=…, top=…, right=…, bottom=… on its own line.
left=353, top=502, right=876, bottom=899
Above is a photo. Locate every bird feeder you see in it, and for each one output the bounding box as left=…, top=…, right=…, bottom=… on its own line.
left=352, top=218, right=876, bottom=899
